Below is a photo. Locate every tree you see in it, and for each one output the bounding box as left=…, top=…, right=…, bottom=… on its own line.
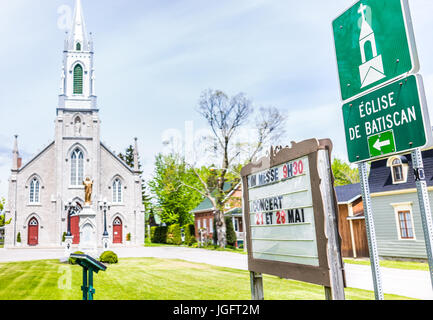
left=332, top=158, right=360, bottom=186
left=183, top=89, right=287, bottom=247
left=118, top=144, right=154, bottom=214
left=118, top=145, right=136, bottom=169
left=148, top=154, right=204, bottom=226
left=0, top=198, right=11, bottom=227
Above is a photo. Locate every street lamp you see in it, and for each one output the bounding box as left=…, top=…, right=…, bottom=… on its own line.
left=99, top=199, right=110, bottom=237
left=65, top=200, right=82, bottom=237
left=65, top=200, right=74, bottom=237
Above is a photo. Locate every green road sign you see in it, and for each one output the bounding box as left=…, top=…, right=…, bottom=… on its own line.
left=368, top=130, right=396, bottom=157
left=333, top=0, right=419, bottom=101
left=343, top=75, right=432, bottom=163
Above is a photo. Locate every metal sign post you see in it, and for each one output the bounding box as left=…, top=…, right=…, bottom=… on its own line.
left=411, top=148, right=433, bottom=290
left=358, top=161, right=384, bottom=300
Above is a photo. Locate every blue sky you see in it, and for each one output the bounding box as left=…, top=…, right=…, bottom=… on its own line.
left=1, top=0, right=433, bottom=198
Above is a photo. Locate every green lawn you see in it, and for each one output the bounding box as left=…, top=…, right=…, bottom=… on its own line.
left=0, top=258, right=413, bottom=300
left=344, top=258, right=429, bottom=272
left=144, top=242, right=247, bottom=254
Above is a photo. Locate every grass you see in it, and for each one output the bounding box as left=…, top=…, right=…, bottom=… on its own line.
left=144, top=242, right=248, bottom=254
left=344, top=258, right=429, bottom=271
left=0, top=258, right=413, bottom=300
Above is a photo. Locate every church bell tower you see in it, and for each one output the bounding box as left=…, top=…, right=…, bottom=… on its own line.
left=59, top=0, right=96, bottom=110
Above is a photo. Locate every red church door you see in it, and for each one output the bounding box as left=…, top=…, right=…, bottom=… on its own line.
left=113, top=218, right=123, bottom=244
left=28, top=218, right=39, bottom=246
left=71, top=215, right=80, bottom=244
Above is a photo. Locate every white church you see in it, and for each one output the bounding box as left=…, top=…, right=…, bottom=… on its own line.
left=4, top=0, right=145, bottom=249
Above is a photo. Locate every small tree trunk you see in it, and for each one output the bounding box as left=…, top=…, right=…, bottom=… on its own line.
left=215, top=209, right=227, bottom=248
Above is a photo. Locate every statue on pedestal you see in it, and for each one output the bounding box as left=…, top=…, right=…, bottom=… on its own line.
left=83, top=177, right=93, bottom=205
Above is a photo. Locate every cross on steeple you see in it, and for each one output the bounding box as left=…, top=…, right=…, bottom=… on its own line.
left=358, top=3, right=367, bottom=21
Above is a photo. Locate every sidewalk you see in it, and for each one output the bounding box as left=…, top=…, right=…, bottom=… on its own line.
left=1, top=246, right=432, bottom=300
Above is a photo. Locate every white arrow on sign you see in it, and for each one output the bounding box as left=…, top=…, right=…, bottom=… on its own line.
left=373, top=138, right=391, bottom=151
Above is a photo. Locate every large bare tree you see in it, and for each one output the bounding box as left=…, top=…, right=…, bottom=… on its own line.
left=183, top=89, right=287, bottom=247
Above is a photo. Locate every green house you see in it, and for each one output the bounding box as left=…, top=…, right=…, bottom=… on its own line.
left=369, top=148, right=433, bottom=260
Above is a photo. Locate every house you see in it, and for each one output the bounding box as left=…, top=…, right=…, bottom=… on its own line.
left=368, top=149, right=433, bottom=260
left=191, top=183, right=244, bottom=246
left=335, top=183, right=369, bottom=258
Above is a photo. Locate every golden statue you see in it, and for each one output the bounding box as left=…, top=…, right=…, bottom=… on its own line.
left=83, top=177, right=93, bottom=205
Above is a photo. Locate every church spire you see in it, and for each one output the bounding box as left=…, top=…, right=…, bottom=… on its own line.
left=69, top=0, right=90, bottom=51
left=12, top=135, right=20, bottom=171
left=133, top=137, right=140, bottom=173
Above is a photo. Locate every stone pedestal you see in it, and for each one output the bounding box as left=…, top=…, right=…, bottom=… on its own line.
left=102, top=234, right=110, bottom=251
left=78, top=205, right=98, bottom=258
left=64, top=235, right=74, bottom=259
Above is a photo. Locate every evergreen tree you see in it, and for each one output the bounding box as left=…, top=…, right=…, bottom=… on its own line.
left=225, top=217, right=237, bottom=247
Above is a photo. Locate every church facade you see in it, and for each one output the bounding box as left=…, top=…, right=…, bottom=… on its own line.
left=4, top=0, right=145, bottom=249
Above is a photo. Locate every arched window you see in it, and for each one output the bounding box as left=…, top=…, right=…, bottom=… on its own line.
left=113, top=178, right=122, bottom=203
left=29, top=178, right=40, bottom=203
left=73, top=64, right=83, bottom=95
left=76, top=42, right=81, bottom=51
left=71, top=149, right=84, bottom=186
left=392, top=158, right=404, bottom=183
left=364, top=40, right=374, bottom=61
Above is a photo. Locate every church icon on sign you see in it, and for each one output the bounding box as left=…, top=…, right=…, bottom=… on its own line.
left=358, top=3, right=386, bottom=88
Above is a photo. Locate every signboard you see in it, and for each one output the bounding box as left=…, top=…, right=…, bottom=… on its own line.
left=333, top=0, right=419, bottom=101
left=343, top=74, right=432, bottom=163
left=241, top=139, right=345, bottom=288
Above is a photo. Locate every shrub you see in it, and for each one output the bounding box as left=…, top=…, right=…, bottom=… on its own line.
left=17, top=232, right=21, bottom=243
left=62, top=232, right=66, bottom=242
left=152, top=226, right=168, bottom=244
left=99, top=251, right=118, bottom=264
left=126, top=233, right=131, bottom=241
left=225, top=217, right=237, bottom=247
left=166, top=224, right=182, bottom=245
left=150, top=226, right=157, bottom=243
left=68, top=251, right=85, bottom=265
left=183, top=223, right=197, bottom=246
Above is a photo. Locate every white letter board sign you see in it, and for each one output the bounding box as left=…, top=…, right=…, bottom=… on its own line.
left=241, top=139, right=345, bottom=287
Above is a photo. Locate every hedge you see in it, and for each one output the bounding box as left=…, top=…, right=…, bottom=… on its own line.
left=183, top=223, right=197, bottom=246
left=166, top=224, right=182, bottom=245
left=151, top=226, right=168, bottom=244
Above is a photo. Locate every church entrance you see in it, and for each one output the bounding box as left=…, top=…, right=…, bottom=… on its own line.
left=71, top=215, right=80, bottom=244
left=113, top=217, right=123, bottom=244
left=28, top=218, right=39, bottom=246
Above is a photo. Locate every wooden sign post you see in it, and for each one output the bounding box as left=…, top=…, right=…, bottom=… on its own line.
left=241, top=139, right=346, bottom=300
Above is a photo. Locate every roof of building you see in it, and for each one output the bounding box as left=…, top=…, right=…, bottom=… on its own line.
left=335, top=183, right=362, bottom=204
left=191, top=182, right=240, bottom=213
left=369, top=148, right=433, bottom=193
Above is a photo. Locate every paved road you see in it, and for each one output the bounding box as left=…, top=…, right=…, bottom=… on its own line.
left=1, top=246, right=432, bottom=300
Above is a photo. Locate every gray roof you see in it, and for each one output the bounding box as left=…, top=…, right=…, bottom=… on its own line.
left=335, top=183, right=362, bottom=204
left=368, top=148, right=433, bottom=193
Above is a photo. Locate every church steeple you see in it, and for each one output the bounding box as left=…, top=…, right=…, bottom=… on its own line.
left=12, top=135, right=20, bottom=171
left=58, top=0, right=96, bottom=110
left=69, top=0, right=90, bottom=51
